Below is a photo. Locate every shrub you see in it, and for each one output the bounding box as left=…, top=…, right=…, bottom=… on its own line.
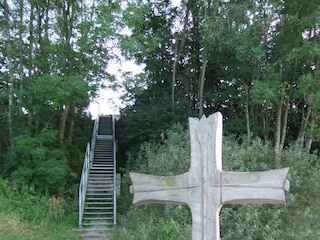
left=116, top=125, right=320, bottom=239
left=4, top=130, right=68, bottom=195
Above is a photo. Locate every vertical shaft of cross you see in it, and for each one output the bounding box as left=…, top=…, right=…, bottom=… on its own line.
left=188, top=113, right=223, bottom=239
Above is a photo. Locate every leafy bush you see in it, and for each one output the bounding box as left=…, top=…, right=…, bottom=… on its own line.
left=4, top=130, right=68, bottom=195
left=115, top=124, right=320, bottom=239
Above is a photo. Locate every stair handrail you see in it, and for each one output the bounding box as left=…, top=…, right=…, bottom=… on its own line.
left=89, top=117, right=99, bottom=167
left=78, top=142, right=91, bottom=226
left=112, top=115, right=117, bottom=225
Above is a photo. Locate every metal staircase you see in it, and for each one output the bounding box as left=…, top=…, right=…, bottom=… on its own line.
left=79, top=115, right=116, bottom=239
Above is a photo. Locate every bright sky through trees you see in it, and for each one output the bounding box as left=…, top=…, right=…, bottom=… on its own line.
left=88, top=59, right=143, bottom=118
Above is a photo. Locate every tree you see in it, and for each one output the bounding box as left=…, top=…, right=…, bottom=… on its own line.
left=118, top=0, right=320, bottom=164
left=0, top=0, right=121, bottom=194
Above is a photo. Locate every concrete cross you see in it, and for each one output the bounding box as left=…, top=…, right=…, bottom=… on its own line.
left=129, top=112, right=290, bottom=240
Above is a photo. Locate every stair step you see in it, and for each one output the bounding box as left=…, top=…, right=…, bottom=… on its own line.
left=88, top=180, right=113, bottom=182
left=88, top=176, right=113, bottom=178
left=88, top=181, right=113, bottom=183
left=92, top=163, right=113, bottom=165
left=88, top=178, right=113, bottom=180
left=87, top=184, right=113, bottom=187
left=86, top=202, right=113, bottom=205
left=92, top=162, right=113, bottom=164
left=87, top=183, right=113, bottom=186
left=87, top=181, right=113, bottom=184
left=89, top=172, right=113, bottom=175
left=90, top=170, right=113, bottom=173
left=91, top=167, right=113, bottom=169
left=83, top=217, right=114, bottom=221
left=84, top=210, right=113, bottom=213
left=87, top=180, right=113, bottom=183
left=91, top=166, right=113, bottom=168
left=86, top=194, right=113, bottom=197
left=87, top=188, right=114, bottom=191
left=94, top=153, right=113, bottom=155
left=81, top=222, right=114, bottom=226
left=84, top=211, right=113, bottom=215
left=85, top=206, right=113, bottom=210
left=91, top=166, right=113, bottom=169
left=87, top=185, right=113, bottom=187
left=86, top=191, right=113, bottom=194
left=93, top=158, right=113, bottom=160
left=86, top=188, right=114, bottom=191
left=80, top=225, right=113, bottom=230
left=86, top=197, right=113, bottom=200
left=87, top=185, right=113, bottom=188
left=89, top=174, right=113, bottom=176
left=90, top=168, right=113, bottom=170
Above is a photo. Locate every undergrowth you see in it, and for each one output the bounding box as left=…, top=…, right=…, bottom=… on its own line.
left=114, top=124, right=320, bottom=239
left=0, top=178, right=80, bottom=240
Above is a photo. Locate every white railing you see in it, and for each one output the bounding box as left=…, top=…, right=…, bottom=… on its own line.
left=79, top=117, right=99, bottom=226
left=90, top=118, right=99, bottom=167
left=112, top=115, right=117, bottom=225
left=78, top=142, right=91, bottom=226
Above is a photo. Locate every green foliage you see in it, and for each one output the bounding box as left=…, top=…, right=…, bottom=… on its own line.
left=0, top=177, right=79, bottom=240
left=4, top=130, right=68, bottom=195
left=126, top=123, right=190, bottom=175
left=115, top=126, right=320, bottom=239
left=118, top=0, right=320, bottom=152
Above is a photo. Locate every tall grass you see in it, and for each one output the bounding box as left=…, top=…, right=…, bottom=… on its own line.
left=0, top=178, right=80, bottom=240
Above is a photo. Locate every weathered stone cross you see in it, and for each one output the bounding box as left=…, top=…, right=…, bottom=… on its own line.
left=129, top=112, right=290, bottom=240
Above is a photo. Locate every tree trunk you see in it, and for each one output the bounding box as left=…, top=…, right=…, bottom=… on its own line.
left=245, top=86, right=251, bottom=145
left=60, top=105, right=70, bottom=146
left=274, top=95, right=283, bottom=165
left=296, top=107, right=311, bottom=149
left=59, top=1, right=74, bottom=147
left=4, top=0, right=14, bottom=148
left=68, top=112, right=75, bottom=142
left=18, top=0, right=24, bottom=105
left=27, top=1, right=35, bottom=130
left=198, top=60, right=208, bottom=118
left=172, top=5, right=189, bottom=113
left=280, top=96, right=290, bottom=151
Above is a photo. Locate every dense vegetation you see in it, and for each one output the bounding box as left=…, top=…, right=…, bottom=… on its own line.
left=1, top=0, right=320, bottom=239
left=114, top=126, right=320, bottom=239
left=115, top=0, right=320, bottom=239
left=0, top=1, right=119, bottom=238
left=118, top=0, right=320, bottom=161
left=0, top=178, right=79, bottom=240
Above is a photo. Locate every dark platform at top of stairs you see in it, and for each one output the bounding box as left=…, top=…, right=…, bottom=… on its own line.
left=98, top=116, right=113, bottom=135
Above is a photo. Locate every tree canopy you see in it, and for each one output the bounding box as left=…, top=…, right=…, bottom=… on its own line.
left=0, top=0, right=120, bottom=194
left=0, top=0, right=320, bottom=238
left=118, top=0, right=320, bottom=161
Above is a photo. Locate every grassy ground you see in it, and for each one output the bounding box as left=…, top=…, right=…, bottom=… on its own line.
left=0, top=178, right=81, bottom=240
left=0, top=212, right=81, bottom=240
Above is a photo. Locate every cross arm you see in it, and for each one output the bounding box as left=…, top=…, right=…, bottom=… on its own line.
left=129, top=172, right=189, bottom=205
left=221, top=167, right=290, bottom=204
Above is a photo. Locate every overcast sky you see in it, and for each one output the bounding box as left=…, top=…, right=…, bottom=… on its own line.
left=88, top=59, right=143, bottom=119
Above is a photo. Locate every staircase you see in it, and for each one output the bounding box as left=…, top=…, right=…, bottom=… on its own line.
left=79, top=115, right=117, bottom=239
